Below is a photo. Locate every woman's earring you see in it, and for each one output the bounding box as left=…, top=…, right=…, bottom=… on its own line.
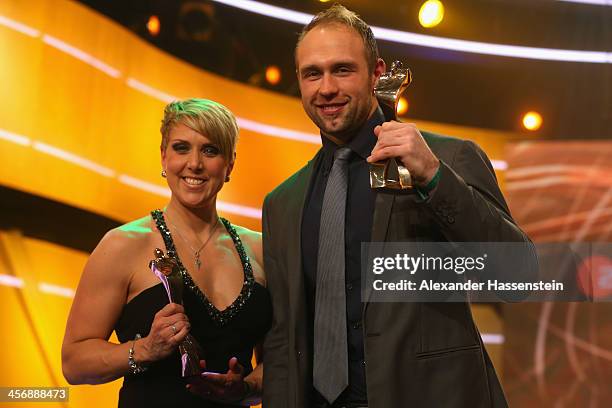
left=161, top=169, right=167, bottom=178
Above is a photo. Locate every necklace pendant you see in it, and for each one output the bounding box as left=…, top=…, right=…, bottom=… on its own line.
left=194, top=255, right=201, bottom=270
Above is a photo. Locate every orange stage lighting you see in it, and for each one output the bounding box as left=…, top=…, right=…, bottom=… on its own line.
left=265, top=65, right=281, bottom=85
left=147, top=15, right=160, bottom=36
left=419, top=0, right=444, bottom=28
left=522, top=111, right=542, bottom=131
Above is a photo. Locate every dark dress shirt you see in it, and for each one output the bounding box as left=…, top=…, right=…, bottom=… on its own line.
left=301, top=108, right=384, bottom=406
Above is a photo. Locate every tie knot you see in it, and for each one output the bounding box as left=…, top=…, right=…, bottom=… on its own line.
left=334, top=147, right=352, bottom=162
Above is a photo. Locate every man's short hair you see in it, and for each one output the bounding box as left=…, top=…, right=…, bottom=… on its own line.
left=160, top=98, right=238, bottom=163
left=296, top=3, right=379, bottom=72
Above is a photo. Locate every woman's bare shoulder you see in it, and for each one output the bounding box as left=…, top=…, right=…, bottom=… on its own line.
left=94, top=215, right=157, bottom=258
left=76, top=215, right=158, bottom=288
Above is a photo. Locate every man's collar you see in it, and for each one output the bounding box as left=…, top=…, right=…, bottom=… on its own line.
left=321, top=106, right=385, bottom=159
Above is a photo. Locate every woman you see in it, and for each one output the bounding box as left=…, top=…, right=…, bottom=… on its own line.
left=62, top=99, right=271, bottom=407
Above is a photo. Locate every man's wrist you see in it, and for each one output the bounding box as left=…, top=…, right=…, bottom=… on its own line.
left=415, top=162, right=441, bottom=200
left=417, top=160, right=441, bottom=188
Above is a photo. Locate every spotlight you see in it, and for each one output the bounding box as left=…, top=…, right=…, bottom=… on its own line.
left=396, top=97, right=409, bottom=116
left=147, top=15, right=160, bottom=36
left=419, top=0, right=444, bottom=28
left=522, top=111, right=542, bottom=131
left=265, top=65, right=281, bottom=85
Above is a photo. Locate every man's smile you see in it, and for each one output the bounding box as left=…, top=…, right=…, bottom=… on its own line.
left=316, top=102, right=348, bottom=116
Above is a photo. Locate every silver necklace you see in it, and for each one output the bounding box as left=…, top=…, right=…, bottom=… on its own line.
left=167, top=215, right=220, bottom=270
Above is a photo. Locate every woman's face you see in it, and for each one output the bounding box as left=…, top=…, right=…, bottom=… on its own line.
left=161, top=122, right=233, bottom=209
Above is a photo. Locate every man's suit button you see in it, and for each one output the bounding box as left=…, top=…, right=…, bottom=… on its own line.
left=361, top=360, right=366, bottom=367
left=448, top=216, right=455, bottom=224
left=297, top=351, right=302, bottom=357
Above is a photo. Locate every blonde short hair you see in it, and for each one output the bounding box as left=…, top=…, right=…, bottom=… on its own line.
left=160, top=98, right=239, bottom=162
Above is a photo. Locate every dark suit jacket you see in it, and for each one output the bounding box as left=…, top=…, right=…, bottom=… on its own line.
left=262, top=131, right=530, bottom=407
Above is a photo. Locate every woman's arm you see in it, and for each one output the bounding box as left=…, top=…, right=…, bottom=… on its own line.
left=61, top=229, right=190, bottom=384
left=241, top=343, right=264, bottom=404
left=239, top=229, right=264, bottom=403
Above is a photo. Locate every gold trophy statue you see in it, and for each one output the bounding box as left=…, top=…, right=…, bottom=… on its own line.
left=370, top=61, right=413, bottom=189
left=149, top=248, right=204, bottom=378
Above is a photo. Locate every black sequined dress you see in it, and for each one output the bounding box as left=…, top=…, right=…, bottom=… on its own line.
left=114, top=210, right=272, bottom=407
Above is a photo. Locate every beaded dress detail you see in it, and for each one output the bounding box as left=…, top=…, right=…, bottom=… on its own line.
left=151, top=209, right=255, bottom=327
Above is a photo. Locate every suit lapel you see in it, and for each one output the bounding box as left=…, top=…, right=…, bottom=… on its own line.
left=363, top=191, right=395, bottom=309
left=371, top=192, right=395, bottom=242
left=287, top=150, right=324, bottom=322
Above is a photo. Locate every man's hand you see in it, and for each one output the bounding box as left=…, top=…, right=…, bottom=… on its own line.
left=186, top=357, right=246, bottom=403
left=367, top=121, right=440, bottom=186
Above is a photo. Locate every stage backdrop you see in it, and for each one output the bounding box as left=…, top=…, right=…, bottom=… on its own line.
left=504, top=141, right=612, bottom=407
left=0, top=0, right=516, bottom=406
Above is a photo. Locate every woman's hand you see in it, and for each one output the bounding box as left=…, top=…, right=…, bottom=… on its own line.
left=139, top=303, right=190, bottom=363
left=187, top=357, right=248, bottom=403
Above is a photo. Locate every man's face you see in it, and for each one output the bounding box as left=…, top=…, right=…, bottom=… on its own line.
left=296, top=24, right=384, bottom=143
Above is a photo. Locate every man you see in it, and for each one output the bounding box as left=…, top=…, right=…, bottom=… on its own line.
left=262, top=5, right=529, bottom=407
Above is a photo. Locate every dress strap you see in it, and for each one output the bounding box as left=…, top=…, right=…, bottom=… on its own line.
left=150, top=209, right=255, bottom=327
left=151, top=209, right=177, bottom=258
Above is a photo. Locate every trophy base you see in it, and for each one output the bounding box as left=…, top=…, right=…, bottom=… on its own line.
left=179, top=335, right=204, bottom=378
left=369, top=158, right=413, bottom=190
